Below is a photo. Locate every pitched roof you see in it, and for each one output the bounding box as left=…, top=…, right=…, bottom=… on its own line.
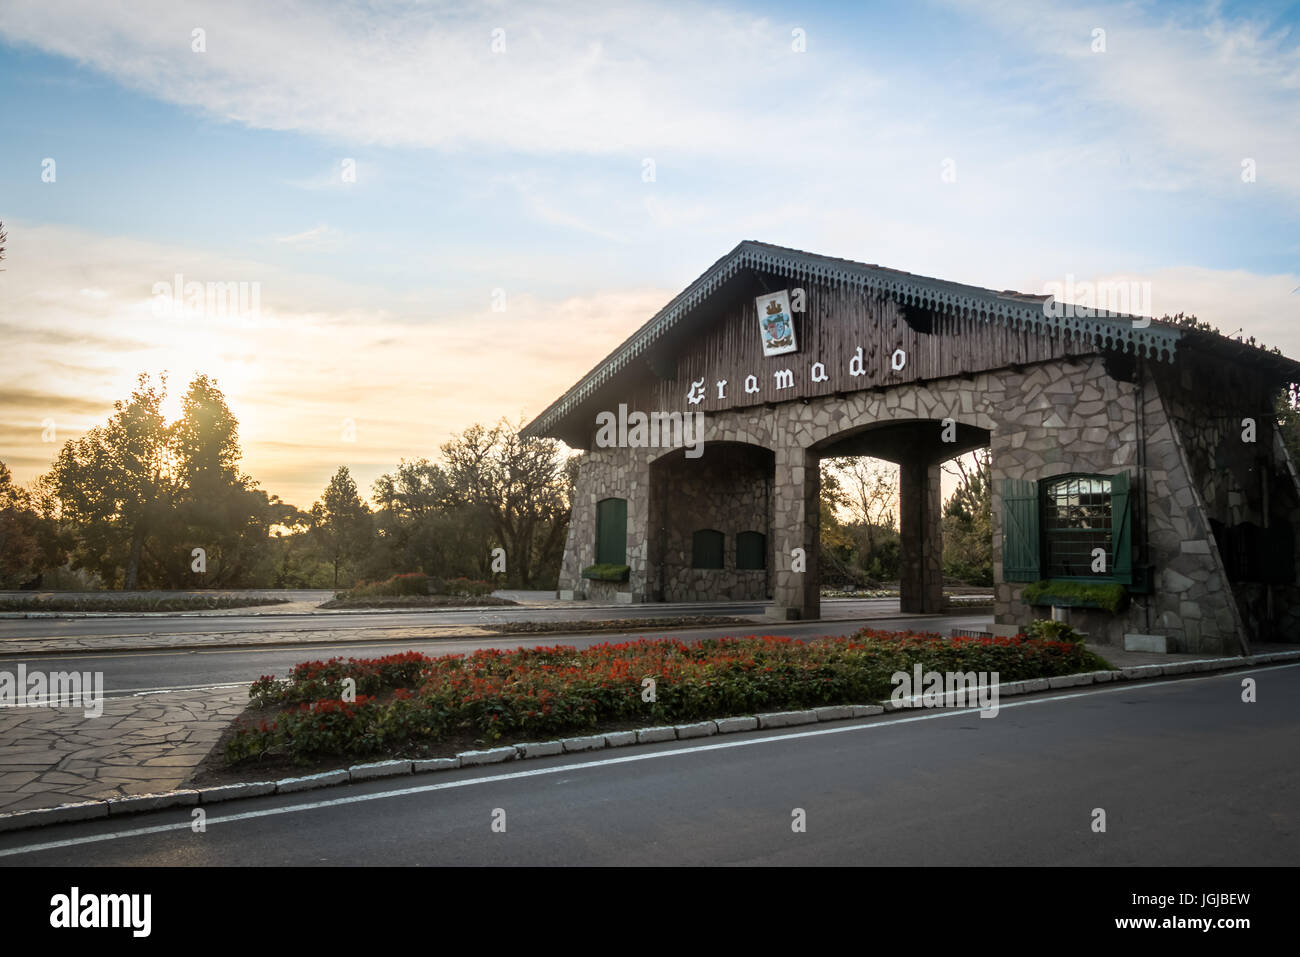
left=521, top=240, right=1286, bottom=439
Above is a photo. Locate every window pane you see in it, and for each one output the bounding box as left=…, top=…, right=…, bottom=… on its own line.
left=1043, top=476, right=1112, bottom=577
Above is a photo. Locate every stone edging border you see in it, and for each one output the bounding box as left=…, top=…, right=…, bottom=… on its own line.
left=2, top=650, right=1296, bottom=835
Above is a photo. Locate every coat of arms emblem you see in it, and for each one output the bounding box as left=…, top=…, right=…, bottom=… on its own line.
left=756, top=290, right=797, bottom=356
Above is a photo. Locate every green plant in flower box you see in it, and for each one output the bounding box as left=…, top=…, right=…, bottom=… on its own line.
left=1022, top=579, right=1128, bottom=613
left=581, top=563, right=630, bottom=582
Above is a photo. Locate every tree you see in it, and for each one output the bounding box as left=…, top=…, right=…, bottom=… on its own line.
left=311, top=466, right=372, bottom=588
left=168, top=375, right=283, bottom=587
left=41, top=372, right=289, bottom=588
left=822, top=457, right=902, bottom=581
left=835, top=458, right=899, bottom=539
left=173, top=374, right=242, bottom=490
left=438, top=419, right=573, bottom=588
left=817, top=463, right=860, bottom=586
left=0, top=462, right=43, bottom=587
left=0, top=220, right=7, bottom=269
left=371, top=458, right=492, bottom=580
left=45, top=374, right=176, bottom=588
left=942, top=449, right=993, bottom=585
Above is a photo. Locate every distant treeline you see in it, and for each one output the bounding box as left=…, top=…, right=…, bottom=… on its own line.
left=0, top=374, right=573, bottom=590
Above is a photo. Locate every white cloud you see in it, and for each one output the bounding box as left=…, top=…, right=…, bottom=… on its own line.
left=948, top=0, right=1300, bottom=199
left=273, top=224, right=338, bottom=247
left=0, top=0, right=880, bottom=159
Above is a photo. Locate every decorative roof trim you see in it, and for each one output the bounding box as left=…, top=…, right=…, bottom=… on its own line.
left=522, top=241, right=1182, bottom=437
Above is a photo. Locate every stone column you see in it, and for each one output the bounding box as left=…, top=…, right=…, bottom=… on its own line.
left=624, top=450, right=653, bottom=603
left=899, top=457, right=944, bottom=613
left=767, top=446, right=821, bottom=620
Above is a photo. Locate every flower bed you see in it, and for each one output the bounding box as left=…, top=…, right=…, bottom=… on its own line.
left=226, top=631, right=1110, bottom=766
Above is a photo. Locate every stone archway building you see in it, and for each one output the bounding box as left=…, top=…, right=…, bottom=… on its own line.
left=523, top=242, right=1300, bottom=654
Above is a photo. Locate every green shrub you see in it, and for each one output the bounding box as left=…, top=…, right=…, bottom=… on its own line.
left=581, top=563, right=630, bottom=582
left=1022, top=579, right=1128, bottom=613
left=1026, top=619, right=1084, bottom=642
left=338, top=573, right=493, bottom=599
left=341, top=572, right=432, bottom=598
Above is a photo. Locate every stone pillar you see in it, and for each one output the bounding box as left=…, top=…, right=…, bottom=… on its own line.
left=624, top=451, right=653, bottom=603
left=899, top=457, right=944, bottom=614
left=767, top=446, right=821, bottom=620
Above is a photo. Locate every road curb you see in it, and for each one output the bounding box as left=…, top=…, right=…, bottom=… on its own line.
left=2, top=650, right=1296, bottom=835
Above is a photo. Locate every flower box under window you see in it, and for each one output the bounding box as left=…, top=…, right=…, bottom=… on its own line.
left=582, top=563, right=630, bottom=582
left=1022, top=579, right=1129, bottom=613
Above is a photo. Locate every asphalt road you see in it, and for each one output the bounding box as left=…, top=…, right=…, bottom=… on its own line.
left=0, top=598, right=922, bottom=639
left=3, top=663, right=1294, bottom=866
left=0, top=613, right=993, bottom=694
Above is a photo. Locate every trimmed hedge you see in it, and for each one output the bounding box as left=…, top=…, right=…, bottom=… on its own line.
left=338, top=573, right=494, bottom=600
left=341, top=573, right=432, bottom=598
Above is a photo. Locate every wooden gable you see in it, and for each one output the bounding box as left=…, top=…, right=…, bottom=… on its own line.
left=524, top=241, right=1189, bottom=448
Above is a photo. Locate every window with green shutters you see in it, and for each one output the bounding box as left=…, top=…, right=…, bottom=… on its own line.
left=1109, top=471, right=1133, bottom=584
left=1001, top=473, right=1133, bottom=584
left=735, top=531, right=766, bottom=570
left=1042, top=475, right=1113, bottom=577
left=692, top=529, right=725, bottom=569
left=1001, top=478, right=1040, bottom=582
left=595, top=498, right=627, bottom=566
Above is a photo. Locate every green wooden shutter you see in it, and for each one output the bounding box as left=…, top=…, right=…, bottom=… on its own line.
left=736, top=531, right=766, bottom=570
left=691, top=529, right=724, bottom=569
left=596, top=498, right=627, bottom=566
left=1265, top=524, right=1295, bottom=585
left=1001, top=478, right=1040, bottom=582
left=1110, top=471, right=1132, bottom=584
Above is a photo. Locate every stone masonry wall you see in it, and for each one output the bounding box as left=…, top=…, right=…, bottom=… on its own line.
left=556, top=354, right=1265, bottom=649
left=650, top=444, right=772, bottom=602
left=1148, top=356, right=1299, bottom=645
left=557, top=446, right=655, bottom=601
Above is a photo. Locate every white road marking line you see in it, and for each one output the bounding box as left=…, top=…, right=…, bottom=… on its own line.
left=1, top=662, right=1293, bottom=859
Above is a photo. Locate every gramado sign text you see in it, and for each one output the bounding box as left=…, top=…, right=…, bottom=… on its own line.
left=686, top=345, right=908, bottom=405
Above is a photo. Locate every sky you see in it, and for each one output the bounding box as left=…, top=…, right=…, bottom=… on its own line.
left=2, top=0, right=1298, bottom=508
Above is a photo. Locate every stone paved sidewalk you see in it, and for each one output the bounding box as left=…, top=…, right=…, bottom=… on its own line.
left=0, top=686, right=247, bottom=814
